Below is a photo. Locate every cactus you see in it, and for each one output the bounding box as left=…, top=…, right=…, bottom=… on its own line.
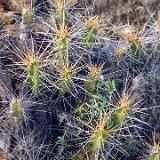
left=23, top=53, right=44, bottom=94
left=148, top=135, right=160, bottom=160
left=57, top=65, right=73, bottom=95
left=55, top=0, right=69, bottom=28
left=84, top=16, right=99, bottom=49
left=1, top=1, right=159, bottom=160
left=88, top=113, right=109, bottom=158
left=22, top=7, right=33, bottom=24
left=75, top=112, right=111, bottom=159
left=112, top=96, right=131, bottom=127
left=149, top=153, right=160, bottom=160
left=75, top=103, right=88, bottom=119
left=130, top=38, right=141, bottom=58
left=10, top=98, right=23, bottom=121
left=120, top=25, right=141, bottom=59
left=27, top=61, right=44, bottom=95
left=86, top=64, right=102, bottom=93
left=55, top=27, right=70, bottom=67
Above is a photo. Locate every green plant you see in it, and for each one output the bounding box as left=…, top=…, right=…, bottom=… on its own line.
left=87, top=112, right=110, bottom=158
left=75, top=103, right=88, bottom=119
left=119, top=25, right=141, bottom=59
left=10, top=51, right=45, bottom=95
left=112, top=95, right=131, bottom=127
left=86, top=64, right=102, bottom=94
left=10, top=98, right=24, bottom=121
left=146, top=133, right=160, bottom=160
left=55, top=27, right=71, bottom=67
left=130, top=38, right=141, bottom=58
left=57, top=132, right=68, bottom=146
left=1, top=1, right=158, bottom=160
left=83, top=16, right=99, bottom=49
left=22, top=7, right=33, bottom=24
left=106, top=79, right=116, bottom=98
left=74, top=112, right=112, bottom=159
left=23, top=53, right=44, bottom=94
left=57, top=65, right=73, bottom=95
left=55, top=0, right=69, bottom=28
left=73, top=77, right=145, bottom=159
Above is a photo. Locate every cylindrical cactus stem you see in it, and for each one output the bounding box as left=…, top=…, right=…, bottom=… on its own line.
left=119, top=25, right=141, bottom=58
left=112, top=96, right=131, bottom=127
left=89, top=129, right=109, bottom=156
left=22, top=7, right=33, bottom=24
left=125, top=31, right=140, bottom=58
left=88, top=113, right=110, bottom=158
left=25, top=53, right=44, bottom=95
left=84, top=16, right=99, bottom=49
left=129, top=38, right=141, bottom=58
left=10, top=98, right=24, bottom=121
left=149, top=153, right=160, bottom=160
left=55, top=27, right=70, bottom=67
left=55, top=0, right=69, bottom=28
left=149, top=140, right=160, bottom=160
left=86, top=64, right=102, bottom=93
left=57, top=65, right=73, bottom=95
left=28, top=61, right=44, bottom=94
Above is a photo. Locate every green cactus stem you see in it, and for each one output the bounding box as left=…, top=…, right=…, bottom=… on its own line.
left=86, top=65, right=101, bottom=93
left=55, top=28, right=70, bottom=67
left=84, top=17, right=99, bottom=49
left=55, top=0, right=68, bottom=28
left=22, top=8, right=33, bottom=24
left=149, top=153, right=160, bottom=160
left=88, top=113, right=110, bottom=158
left=27, top=61, right=44, bottom=95
left=130, top=38, right=141, bottom=58
left=57, top=66, right=73, bottom=95
left=10, top=98, right=23, bottom=121
left=112, top=97, right=131, bottom=127
left=149, top=143, right=160, bottom=160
